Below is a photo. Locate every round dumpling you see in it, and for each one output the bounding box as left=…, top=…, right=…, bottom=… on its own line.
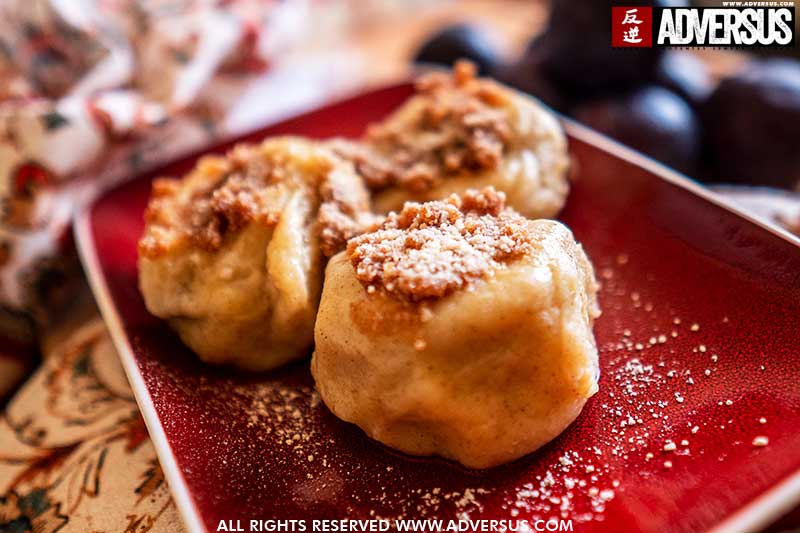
left=312, top=187, right=599, bottom=469
left=138, top=137, right=374, bottom=371
left=331, top=61, right=569, bottom=219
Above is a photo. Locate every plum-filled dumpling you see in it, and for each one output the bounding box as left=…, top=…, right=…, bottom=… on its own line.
left=312, top=187, right=600, bottom=469
left=138, top=137, right=374, bottom=371
left=331, top=61, right=570, bottom=218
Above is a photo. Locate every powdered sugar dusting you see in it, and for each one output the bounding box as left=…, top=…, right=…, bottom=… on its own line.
left=348, top=187, right=533, bottom=301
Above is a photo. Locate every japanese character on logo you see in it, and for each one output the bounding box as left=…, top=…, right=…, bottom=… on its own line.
left=624, top=26, right=642, bottom=44
left=622, top=8, right=644, bottom=44
left=612, top=6, right=652, bottom=47
left=622, top=8, right=644, bottom=25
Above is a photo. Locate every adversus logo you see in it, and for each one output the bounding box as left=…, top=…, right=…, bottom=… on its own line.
left=658, top=7, right=794, bottom=46
left=612, top=6, right=796, bottom=48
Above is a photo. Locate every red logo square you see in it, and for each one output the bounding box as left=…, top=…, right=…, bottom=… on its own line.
left=612, top=6, right=653, bottom=48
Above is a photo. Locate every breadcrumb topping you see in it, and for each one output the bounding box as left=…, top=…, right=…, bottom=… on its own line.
left=347, top=187, right=533, bottom=301
left=333, top=61, right=513, bottom=193
left=184, top=147, right=284, bottom=251
left=317, top=176, right=382, bottom=257
left=139, top=140, right=372, bottom=258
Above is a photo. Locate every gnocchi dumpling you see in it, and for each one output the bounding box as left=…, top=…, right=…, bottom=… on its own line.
left=332, top=61, right=570, bottom=219
left=138, top=137, right=374, bottom=371
left=312, top=187, right=599, bottom=469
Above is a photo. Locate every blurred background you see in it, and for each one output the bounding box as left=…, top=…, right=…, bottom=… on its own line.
left=0, top=1, right=798, bottom=530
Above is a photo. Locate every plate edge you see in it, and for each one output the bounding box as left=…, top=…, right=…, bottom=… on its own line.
left=563, top=119, right=800, bottom=532
left=562, top=119, right=800, bottom=251
left=709, top=470, right=800, bottom=533
left=71, top=85, right=800, bottom=533
left=73, top=208, right=207, bottom=533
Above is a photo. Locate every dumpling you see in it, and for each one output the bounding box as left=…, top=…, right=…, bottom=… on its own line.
left=331, top=61, right=570, bottom=218
left=138, top=137, right=374, bottom=371
left=312, top=187, right=599, bottom=469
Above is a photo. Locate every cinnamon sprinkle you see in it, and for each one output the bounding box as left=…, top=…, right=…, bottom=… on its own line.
left=347, top=187, right=533, bottom=302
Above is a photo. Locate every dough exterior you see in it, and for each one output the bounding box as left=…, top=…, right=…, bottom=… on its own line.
left=312, top=189, right=599, bottom=468
left=332, top=61, right=569, bottom=219
left=138, top=137, right=373, bottom=371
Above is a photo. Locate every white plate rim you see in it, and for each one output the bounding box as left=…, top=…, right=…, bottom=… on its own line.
left=74, top=209, right=206, bottom=533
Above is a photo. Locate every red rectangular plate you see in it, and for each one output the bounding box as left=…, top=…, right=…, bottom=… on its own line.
left=75, top=84, right=800, bottom=533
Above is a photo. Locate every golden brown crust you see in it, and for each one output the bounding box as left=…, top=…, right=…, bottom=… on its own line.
left=139, top=140, right=374, bottom=259
left=332, top=61, right=513, bottom=194
left=347, top=187, right=533, bottom=302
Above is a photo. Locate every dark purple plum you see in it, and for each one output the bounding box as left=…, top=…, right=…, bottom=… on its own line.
left=654, top=51, right=713, bottom=109
left=493, top=55, right=571, bottom=112
left=528, top=0, right=688, bottom=96
left=703, top=59, right=800, bottom=189
left=413, top=24, right=501, bottom=76
left=573, top=86, right=701, bottom=174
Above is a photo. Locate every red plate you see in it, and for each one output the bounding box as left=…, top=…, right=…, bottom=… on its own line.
left=75, top=84, right=800, bottom=533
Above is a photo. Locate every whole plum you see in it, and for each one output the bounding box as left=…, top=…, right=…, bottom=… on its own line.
left=654, top=51, right=713, bottom=109
left=704, top=59, right=800, bottom=189
left=493, top=54, right=571, bottom=112
left=529, top=0, right=688, bottom=95
left=573, top=86, right=702, bottom=174
left=413, top=24, right=501, bottom=76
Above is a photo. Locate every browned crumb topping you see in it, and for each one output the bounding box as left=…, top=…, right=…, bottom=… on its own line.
left=347, top=187, right=533, bottom=301
left=334, top=61, right=513, bottom=193
left=317, top=178, right=382, bottom=258
left=139, top=142, right=372, bottom=258
left=185, top=152, right=282, bottom=251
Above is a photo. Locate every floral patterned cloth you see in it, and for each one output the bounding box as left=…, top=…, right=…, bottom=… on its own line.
left=0, top=0, right=316, bottom=317
left=0, top=0, right=377, bottom=401
left=0, top=312, right=184, bottom=532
